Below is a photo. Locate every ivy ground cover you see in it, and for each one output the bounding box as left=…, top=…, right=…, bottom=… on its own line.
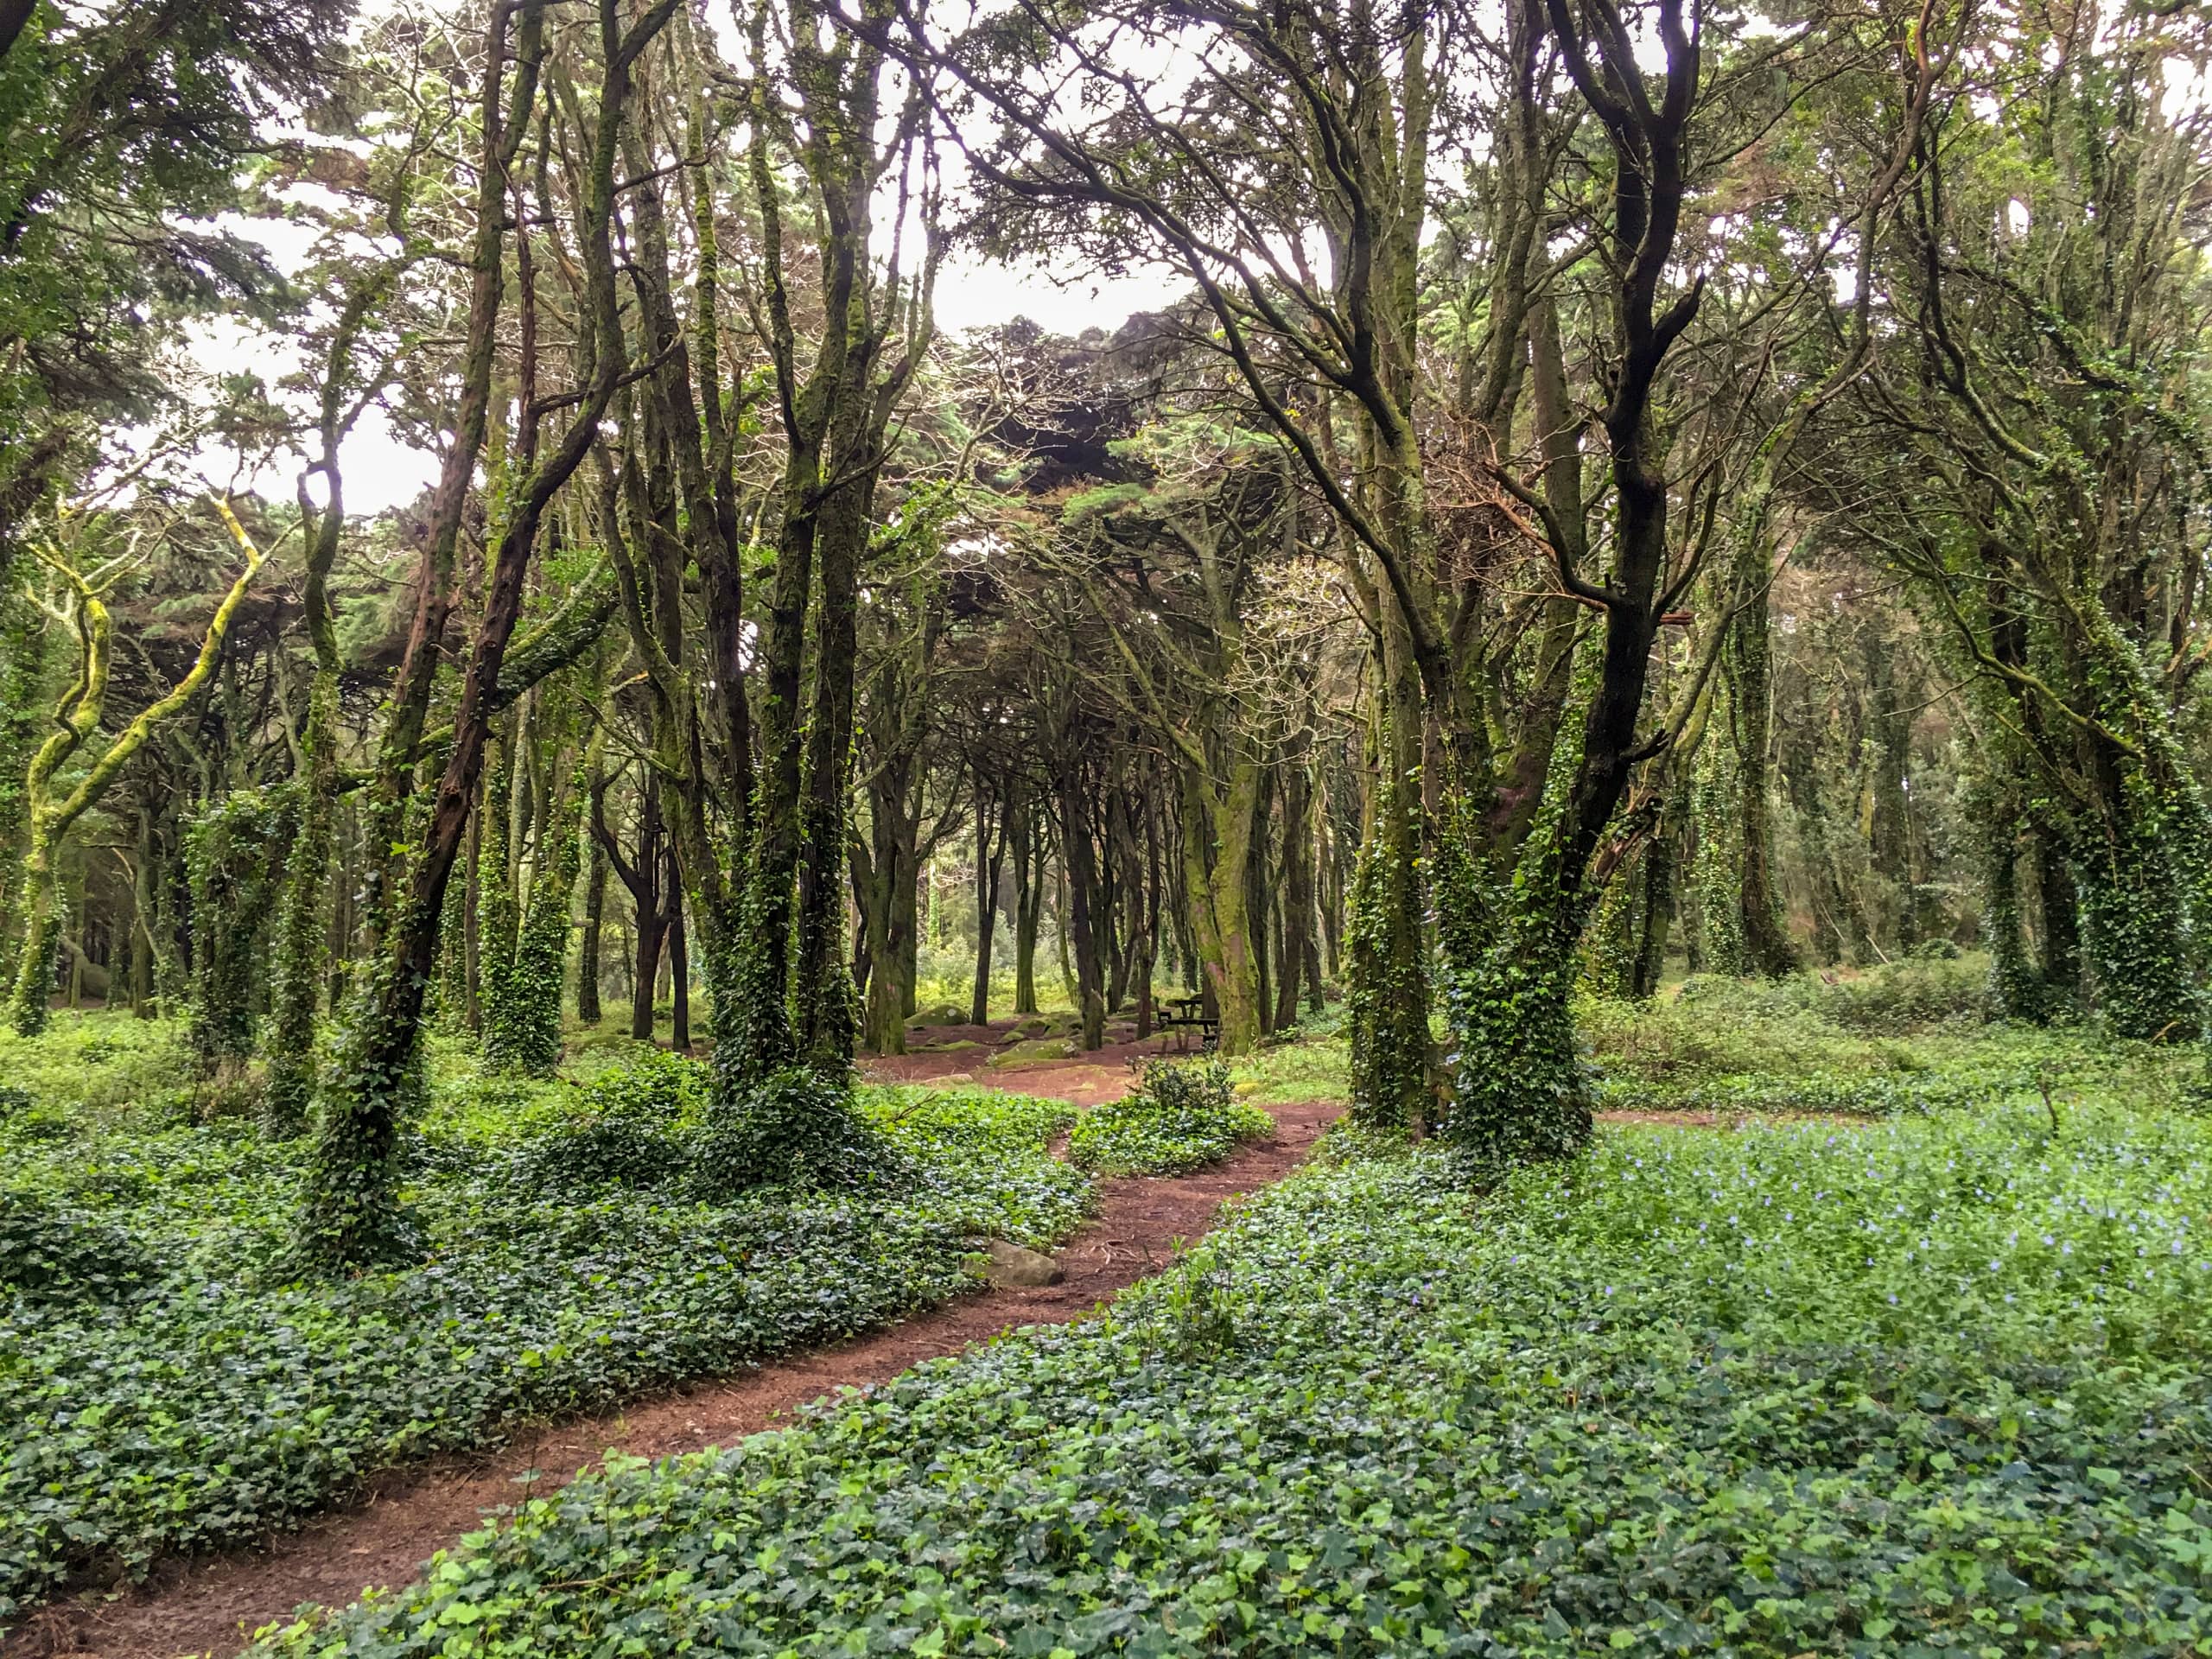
left=0, top=1036, right=1090, bottom=1629
left=261, top=1103, right=2212, bottom=1657
left=1580, top=960, right=2202, bottom=1121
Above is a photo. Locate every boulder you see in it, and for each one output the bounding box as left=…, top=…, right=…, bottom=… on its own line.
left=982, top=1237, right=1063, bottom=1287
left=988, top=1036, right=1079, bottom=1068
left=906, top=1001, right=969, bottom=1029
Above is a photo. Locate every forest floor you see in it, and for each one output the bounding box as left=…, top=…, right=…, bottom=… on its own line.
left=4, top=1053, right=1336, bottom=1659
left=864, top=1019, right=1217, bottom=1105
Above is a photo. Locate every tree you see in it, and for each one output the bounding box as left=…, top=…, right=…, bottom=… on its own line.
left=8, top=494, right=264, bottom=1034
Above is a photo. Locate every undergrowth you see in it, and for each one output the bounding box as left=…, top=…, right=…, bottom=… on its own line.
left=252, top=1103, right=2212, bottom=1656
left=0, top=1039, right=1091, bottom=1627
left=1581, top=960, right=2198, bottom=1120
left=1069, top=1058, right=1274, bottom=1175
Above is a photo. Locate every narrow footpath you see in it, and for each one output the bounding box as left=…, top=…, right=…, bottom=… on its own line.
left=8, top=1092, right=1338, bottom=1659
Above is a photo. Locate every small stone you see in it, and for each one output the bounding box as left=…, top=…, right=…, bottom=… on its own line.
left=982, top=1237, right=1063, bottom=1287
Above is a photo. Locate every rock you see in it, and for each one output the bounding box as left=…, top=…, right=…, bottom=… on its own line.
left=982, top=1237, right=1063, bottom=1287
left=1001, top=1014, right=1073, bottom=1042
left=988, top=1036, right=1079, bottom=1068
left=917, top=1039, right=986, bottom=1054
left=906, top=1001, right=969, bottom=1028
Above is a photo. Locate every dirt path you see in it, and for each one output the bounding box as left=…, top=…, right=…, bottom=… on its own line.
left=9, top=1094, right=1338, bottom=1659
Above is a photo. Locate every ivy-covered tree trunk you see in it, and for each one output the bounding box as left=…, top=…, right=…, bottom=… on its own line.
left=1176, top=751, right=1263, bottom=1057
left=187, top=788, right=292, bottom=1080
left=2073, top=775, right=2202, bottom=1041
left=2033, top=833, right=2081, bottom=1002
left=1346, top=734, right=1429, bottom=1133
left=1692, top=740, right=1745, bottom=976
left=1582, top=859, right=1637, bottom=998
left=1629, top=813, right=1678, bottom=1001
left=1863, top=633, right=1916, bottom=952
left=293, top=0, right=663, bottom=1268
left=1274, top=741, right=1317, bottom=1032
left=1978, top=803, right=2044, bottom=1021
left=264, top=665, right=337, bottom=1131
left=480, top=755, right=578, bottom=1077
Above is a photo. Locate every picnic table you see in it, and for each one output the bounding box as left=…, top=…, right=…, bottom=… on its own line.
left=1156, top=993, right=1219, bottom=1052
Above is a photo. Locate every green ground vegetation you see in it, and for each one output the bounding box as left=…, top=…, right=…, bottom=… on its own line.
left=1581, top=956, right=2200, bottom=1122
left=1068, top=1060, right=1274, bottom=1176
left=0, top=1019, right=1267, bottom=1628
left=251, top=1096, right=2212, bottom=1656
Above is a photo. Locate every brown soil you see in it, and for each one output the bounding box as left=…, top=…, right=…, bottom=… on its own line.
left=863, top=1017, right=1216, bottom=1103
left=8, top=1077, right=1338, bottom=1659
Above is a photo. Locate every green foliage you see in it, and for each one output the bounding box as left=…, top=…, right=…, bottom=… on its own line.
left=0, top=1061, right=1089, bottom=1626
left=1067, top=1058, right=1271, bottom=1175
left=1228, top=1024, right=1349, bottom=1105
left=1580, top=968, right=2198, bottom=1122
left=696, top=1065, right=911, bottom=1195
left=857, top=1088, right=1090, bottom=1251
left=0, top=1189, right=150, bottom=1306
left=1691, top=746, right=1745, bottom=976
left=476, top=765, right=579, bottom=1078
left=0, top=1013, right=192, bottom=1125
left=286, top=952, right=429, bottom=1273
left=1343, top=763, right=1428, bottom=1133
left=264, top=669, right=340, bottom=1135
left=1663, top=953, right=1999, bottom=1035
left=253, top=1104, right=2212, bottom=1657
left=1442, top=904, right=1593, bottom=1166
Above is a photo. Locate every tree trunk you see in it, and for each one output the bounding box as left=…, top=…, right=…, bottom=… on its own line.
left=1248, top=766, right=1274, bottom=1037
left=1012, top=796, right=1042, bottom=1014
left=1275, top=743, right=1317, bottom=1030
left=1630, top=785, right=1684, bottom=1001
left=971, top=789, right=1007, bottom=1026
left=2033, top=832, right=2081, bottom=1001
left=577, top=823, right=607, bottom=1025
left=1730, top=536, right=1797, bottom=977
left=667, top=887, right=689, bottom=1051
left=1055, top=768, right=1106, bottom=1050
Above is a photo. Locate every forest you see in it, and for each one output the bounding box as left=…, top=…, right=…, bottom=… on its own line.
left=3, top=0, right=2212, bottom=1652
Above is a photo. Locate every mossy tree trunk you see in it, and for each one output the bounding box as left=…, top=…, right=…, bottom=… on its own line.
left=295, top=0, right=668, bottom=1268
left=10, top=504, right=264, bottom=1037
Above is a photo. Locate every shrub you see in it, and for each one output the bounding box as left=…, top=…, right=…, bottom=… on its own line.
left=509, top=1112, right=681, bottom=1194
left=1068, top=1058, right=1273, bottom=1174
left=1811, top=952, right=1997, bottom=1031
left=501, top=1049, right=714, bottom=1195
left=582, top=1046, right=708, bottom=1120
